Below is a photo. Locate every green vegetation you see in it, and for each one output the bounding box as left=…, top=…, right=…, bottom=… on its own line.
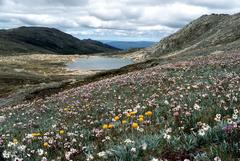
left=0, top=52, right=239, bottom=160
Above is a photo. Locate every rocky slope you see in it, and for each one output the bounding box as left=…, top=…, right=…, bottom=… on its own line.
left=0, top=27, right=118, bottom=55
left=135, top=13, right=240, bottom=59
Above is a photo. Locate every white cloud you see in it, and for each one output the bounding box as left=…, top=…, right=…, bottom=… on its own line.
left=189, top=0, right=240, bottom=9
left=0, top=0, right=239, bottom=41
left=139, top=3, right=207, bottom=27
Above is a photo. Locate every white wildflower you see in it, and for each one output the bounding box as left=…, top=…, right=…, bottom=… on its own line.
left=48, top=138, right=54, bottom=144
left=224, top=106, right=228, bottom=110
left=14, top=157, right=23, bottom=161
left=234, top=109, right=239, bottom=114
left=130, top=147, right=136, bottom=153
left=193, top=104, right=201, bottom=110
left=0, top=116, right=6, bottom=123
left=26, top=134, right=34, bottom=139
left=142, top=106, right=147, bottom=109
left=197, top=122, right=203, bottom=126
left=86, top=154, right=94, bottom=161
left=41, top=157, right=47, bottom=161
left=151, top=158, right=159, bottom=161
left=214, top=114, right=221, bottom=122
left=17, top=145, right=26, bottom=151
left=164, top=100, right=169, bottom=105
left=142, top=143, right=147, bottom=150
left=2, top=150, right=11, bottom=158
left=232, top=114, right=238, bottom=120
left=7, top=142, right=15, bottom=147
left=97, top=151, right=108, bottom=158
left=233, top=122, right=238, bottom=128
left=105, top=136, right=111, bottom=140
left=163, top=133, right=171, bottom=140
left=135, top=104, right=141, bottom=109
left=70, top=148, right=77, bottom=153
left=214, top=156, right=222, bottom=161
left=166, top=128, right=172, bottom=133
left=71, top=138, right=77, bottom=143
left=198, top=129, right=205, bottom=136
left=65, top=151, right=72, bottom=160
left=227, top=118, right=233, bottom=124
left=137, top=128, right=144, bottom=132
left=202, top=123, right=210, bottom=131
left=124, top=139, right=135, bottom=144
left=37, top=149, right=44, bottom=156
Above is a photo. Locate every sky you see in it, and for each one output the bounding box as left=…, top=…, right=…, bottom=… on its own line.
left=0, top=0, right=239, bottom=41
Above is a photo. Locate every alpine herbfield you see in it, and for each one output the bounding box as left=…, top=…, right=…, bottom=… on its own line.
left=0, top=52, right=240, bottom=161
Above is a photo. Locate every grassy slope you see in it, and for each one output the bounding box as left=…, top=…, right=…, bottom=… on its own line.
left=0, top=52, right=240, bottom=161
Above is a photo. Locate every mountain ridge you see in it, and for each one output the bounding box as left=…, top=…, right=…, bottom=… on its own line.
left=0, top=26, right=119, bottom=55
left=101, top=40, right=157, bottom=50
left=134, top=13, right=240, bottom=60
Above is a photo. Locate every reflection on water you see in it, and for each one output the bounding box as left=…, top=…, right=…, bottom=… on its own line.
left=67, top=56, right=133, bottom=70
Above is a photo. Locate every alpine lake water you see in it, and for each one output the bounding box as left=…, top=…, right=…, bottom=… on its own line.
left=67, top=56, right=134, bottom=71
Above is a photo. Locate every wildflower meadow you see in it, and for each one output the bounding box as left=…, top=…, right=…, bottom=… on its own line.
left=0, top=52, right=240, bottom=161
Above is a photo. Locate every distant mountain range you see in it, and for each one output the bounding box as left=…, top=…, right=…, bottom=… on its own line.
left=0, top=27, right=118, bottom=55
left=101, top=40, right=156, bottom=50
left=135, top=13, right=240, bottom=59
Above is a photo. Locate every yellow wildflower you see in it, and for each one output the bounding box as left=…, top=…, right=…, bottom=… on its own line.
left=145, top=111, right=153, bottom=117
left=32, top=133, right=41, bottom=137
left=108, top=124, right=113, bottom=129
left=130, top=111, right=136, bottom=115
left=13, top=138, right=18, bottom=144
left=59, top=130, right=65, bottom=135
left=132, top=123, right=139, bottom=129
left=103, top=124, right=108, bottom=129
left=138, top=117, right=144, bottom=122
left=43, top=142, right=49, bottom=148
left=122, top=120, right=127, bottom=124
left=114, top=116, right=120, bottom=121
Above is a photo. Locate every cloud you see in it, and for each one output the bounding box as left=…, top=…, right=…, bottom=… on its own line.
left=0, top=0, right=239, bottom=41
left=5, top=0, right=88, bottom=7
left=187, top=0, right=240, bottom=9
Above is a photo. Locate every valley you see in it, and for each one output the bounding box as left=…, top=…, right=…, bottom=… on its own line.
left=0, top=51, right=145, bottom=107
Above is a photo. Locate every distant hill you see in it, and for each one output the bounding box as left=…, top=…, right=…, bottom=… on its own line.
left=134, top=13, right=240, bottom=59
left=0, top=27, right=118, bottom=55
left=102, top=41, right=156, bottom=50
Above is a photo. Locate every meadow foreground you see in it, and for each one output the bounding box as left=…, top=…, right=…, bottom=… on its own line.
left=0, top=52, right=240, bottom=161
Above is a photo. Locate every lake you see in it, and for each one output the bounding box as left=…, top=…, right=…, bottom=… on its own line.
left=67, top=56, right=134, bottom=70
